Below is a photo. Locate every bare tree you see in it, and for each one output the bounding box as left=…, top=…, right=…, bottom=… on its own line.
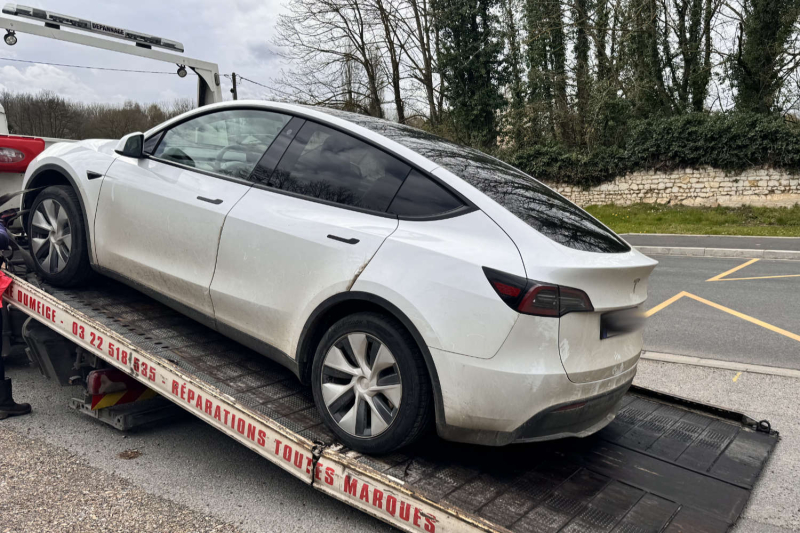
left=0, top=91, right=76, bottom=138
left=371, top=0, right=407, bottom=122
left=657, top=0, right=722, bottom=111
left=1, top=90, right=193, bottom=139
left=274, top=0, right=386, bottom=117
left=393, top=0, right=441, bottom=122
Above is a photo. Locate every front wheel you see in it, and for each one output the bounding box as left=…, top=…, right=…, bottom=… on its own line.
left=311, top=312, right=433, bottom=454
left=28, top=185, right=92, bottom=287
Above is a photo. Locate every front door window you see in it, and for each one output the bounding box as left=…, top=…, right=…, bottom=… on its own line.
left=152, top=109, right=291, bottom=180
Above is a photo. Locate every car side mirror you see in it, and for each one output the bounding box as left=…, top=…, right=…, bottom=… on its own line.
left=114, top=132, right=144, bottom=158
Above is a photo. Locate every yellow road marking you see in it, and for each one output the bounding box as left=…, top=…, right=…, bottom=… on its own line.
left=644, top=291, right=688, bottom=317
left=707, top=258, right=760, bottom=282
left=720, top=274, right=800, bottom=281
left=732, top=372, right=742, bottom=382
left=644, top=290, right=800, bottom=343
left=682, top=292, right=800, bottom=343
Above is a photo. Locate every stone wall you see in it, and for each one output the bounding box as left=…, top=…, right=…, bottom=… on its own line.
left=548, top=168, right=800, bottom=207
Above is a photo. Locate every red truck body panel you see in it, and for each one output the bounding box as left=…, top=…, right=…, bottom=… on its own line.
left=0, top=135, right=46, bottom=173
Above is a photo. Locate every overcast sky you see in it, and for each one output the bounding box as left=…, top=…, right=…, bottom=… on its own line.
left=0, top=0, right=287, bottom=103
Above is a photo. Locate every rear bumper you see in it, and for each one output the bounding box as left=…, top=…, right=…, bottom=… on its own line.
left=430, top=313, right=640, bottom=446
left=510, top=377, right=632, bottom=443
left=435, top=372, right=634, bottom=446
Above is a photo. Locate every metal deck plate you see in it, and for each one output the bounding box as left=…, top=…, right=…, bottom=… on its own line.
left=29, top=276, right=779, bottom=532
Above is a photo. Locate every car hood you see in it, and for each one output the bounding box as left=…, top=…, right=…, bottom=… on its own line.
left=41, top=138, right=117, bottom=158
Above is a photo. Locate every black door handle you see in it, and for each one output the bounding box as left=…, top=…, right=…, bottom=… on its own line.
left=197, top=196, right=223, bottom=205
left=327, top=234, right=360, bottom=245
left=87, top=171, right=103, bottom=180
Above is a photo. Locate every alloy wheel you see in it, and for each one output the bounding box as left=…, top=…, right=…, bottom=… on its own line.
left=31, top=198, right=72, bottom=274
left=321, top=332, right=402, bottom=438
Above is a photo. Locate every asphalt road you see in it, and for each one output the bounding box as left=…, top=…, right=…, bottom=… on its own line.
left=644, top=255, right=800, bottom=370
left=623, top=234, right=800, bottom=251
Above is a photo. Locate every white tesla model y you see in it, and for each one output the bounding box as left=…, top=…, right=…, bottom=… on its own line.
left=20, top=101, right=656, bottom=453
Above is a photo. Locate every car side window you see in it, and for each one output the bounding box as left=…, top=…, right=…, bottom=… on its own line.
left=142, top=132, right=162, bottom=155
left=152, top=110, right=291, bottom=180
left=267, top=121, right=410, bottom=212
left=387, top=170, right=465, bottom=218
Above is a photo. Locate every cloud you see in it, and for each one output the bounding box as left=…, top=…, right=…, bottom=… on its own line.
left=183, top=0, right=288, bottom=75
left=157, top=88, right=182, bottom=102
left=0, top=0, right=290, bottom=103
left=0, top=64, right=101, bottom=101
left=248, top=42, right=279, bottom=62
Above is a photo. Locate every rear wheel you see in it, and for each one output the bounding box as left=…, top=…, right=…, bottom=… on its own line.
left=311, top=312, right=432, bottom=454
left=28, top=185, right=92, bottom=287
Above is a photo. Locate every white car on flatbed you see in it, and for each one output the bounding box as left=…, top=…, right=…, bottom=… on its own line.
left=20, top=101, right=656, bottom=453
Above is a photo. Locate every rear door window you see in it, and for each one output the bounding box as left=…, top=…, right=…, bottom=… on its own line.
left=267, top=121, right=410, bottom=212
left=387, top=170, right=464, bottom=218
left=313, top=107, right=630, bottom=252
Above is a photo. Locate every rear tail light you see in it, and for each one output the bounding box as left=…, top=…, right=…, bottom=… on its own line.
left=0, top=147, right=25, bottom=164
left=0, top=136, right=45, bottom=172
left=483, top=267, right=594, bottom=317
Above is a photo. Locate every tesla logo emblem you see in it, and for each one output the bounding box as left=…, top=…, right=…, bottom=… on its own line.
left=632, top=278, right=641, bottom=292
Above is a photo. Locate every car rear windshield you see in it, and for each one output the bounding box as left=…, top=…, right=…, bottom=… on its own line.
left=314, top=108, right=630, bottom=253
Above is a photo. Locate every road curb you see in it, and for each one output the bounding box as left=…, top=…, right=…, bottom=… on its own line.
left=623, top=232, right=800, bottom=239
left=641, top=351, right=800, bottom=379
left=635, top=246, right=800, bottom=261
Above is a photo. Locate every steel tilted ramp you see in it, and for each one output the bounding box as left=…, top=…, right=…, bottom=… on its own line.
left=4, top=272, right=779, bottom=533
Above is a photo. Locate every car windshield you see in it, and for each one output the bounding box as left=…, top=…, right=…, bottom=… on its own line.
left=313, top=107, right=630, bottom=253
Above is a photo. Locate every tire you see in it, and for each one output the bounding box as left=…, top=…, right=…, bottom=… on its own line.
left=27, top=185, right=93, bottom=287
left=311, top=312, right=433, bottom=454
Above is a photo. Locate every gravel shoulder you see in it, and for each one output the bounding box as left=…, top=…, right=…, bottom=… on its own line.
left=1, top=363, right=392, bottom=533
left=0, top=427, right=242, bottom=533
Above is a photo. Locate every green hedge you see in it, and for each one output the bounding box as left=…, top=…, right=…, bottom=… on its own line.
left=502, top=112, right=800, bottom=186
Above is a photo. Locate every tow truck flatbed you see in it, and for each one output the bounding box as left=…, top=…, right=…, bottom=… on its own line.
left=4, top=272, right=779, bottom=533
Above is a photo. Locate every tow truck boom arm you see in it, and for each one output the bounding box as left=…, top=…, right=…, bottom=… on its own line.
left=0, top=14, right=223, bottom=106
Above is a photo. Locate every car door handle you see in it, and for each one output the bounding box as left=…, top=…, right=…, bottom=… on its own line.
left=87, top=171, right=103, bottom=180
left=327, top=234, right=360, bottom=245
left=197, top=196, right=223, bottom=205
